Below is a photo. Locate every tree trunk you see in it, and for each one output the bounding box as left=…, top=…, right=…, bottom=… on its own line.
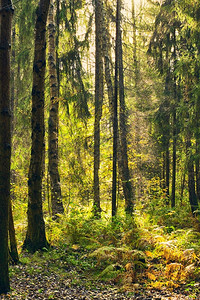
left=166, top=143, right=170, bottom=201
left=171, top=108, right=176, bottom=208
left=0, top=0, right=13, bottom=293
left=164, top=65, right=170, bottom=203
left=171, top=25, right=177, bottom=208
left=56, top=0, right=60, bottom=95
left=132, top=0, right=138, bottom=86
left=23, top=0, right=50, bottom=253
left=101, top=4, right=114, bottom=117
left=195, top=141, right=200, bottom=201
left=93, top=0, right=103, bottom=218
left=8, top=203, right=19, bottom=264
left=118, top=0, right=134, bottom=215
left=112, top=0, right=120, bottom=218
left=48, top=0, right=64, bottom=218
left=186, top=136, right=199, bottom=215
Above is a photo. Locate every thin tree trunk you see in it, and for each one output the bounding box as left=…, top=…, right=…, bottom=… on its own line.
left=112, top=0, right=120, bottom=218
left=171, top=25, right=177, bottom=208
left=195, top=142, right=200, bottom=201
left=162, top=152, right=166, bottom=189
left=171, top=108, right=176, bottom=208
left=48, top=0, right=64, bottom=217
left=132, top=0, right=138, bottom=86
left=118, top=0, right=134, bottom=215
left=8, top=203, right=19, bottom=264
left=23, top=0, right=50, bottom=253
left=180, top=167, right=186, bottom=203
left=101, top=4, right=114, bottom=116
left=166, top=144, right=170, bottom=201
left=195, top=52, right=200, bottom=202
left=186, top=136, right=199, bottom=215
left=93, top=0, right=103, bottom=218
left=0, top=0, right=13, bottom=293
left=56, top=0, right=60, bottom=95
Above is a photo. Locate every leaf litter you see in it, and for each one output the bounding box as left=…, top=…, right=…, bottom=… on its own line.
left=0, top=250, right=198, bottom=300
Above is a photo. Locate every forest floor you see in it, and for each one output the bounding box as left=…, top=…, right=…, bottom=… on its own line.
left=0, top=247, right=199, bottom=300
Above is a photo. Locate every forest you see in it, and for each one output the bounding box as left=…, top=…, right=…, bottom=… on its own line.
left=0, top=0, right=200, bottom=299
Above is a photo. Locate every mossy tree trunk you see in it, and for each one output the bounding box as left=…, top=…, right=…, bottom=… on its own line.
left=0, top=0, right=13, bottom=293
left=23, top=0, right=50, bottom=253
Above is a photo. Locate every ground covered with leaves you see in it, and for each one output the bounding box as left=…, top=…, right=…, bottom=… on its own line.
left=0, top=243, right=199, bottom=300
left=3, top=205, right=200, bottom=299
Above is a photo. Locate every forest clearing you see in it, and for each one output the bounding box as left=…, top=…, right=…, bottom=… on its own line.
left=0, top=0, right=200, bottom=299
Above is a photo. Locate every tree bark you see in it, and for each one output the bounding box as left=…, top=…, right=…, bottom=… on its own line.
left=171, top=25, right=177, bottom=208
left=118, top=0, right=134, bottom=215
left=112, top=0, right=119, bottom=218
left=101, top=4, right=114, bottom=117
left=56, top=0, right=60, bottom=95
left=0, top=0, right=13, bottom=293
left=48, top=0, right=64, bottom=218
left=186, top=136, right=199, bottom=215
left=93, top=0, right=103, bottom=218
left=132, top=0, right=138, bottom=86
left=23, top=0, right=50, bottom=253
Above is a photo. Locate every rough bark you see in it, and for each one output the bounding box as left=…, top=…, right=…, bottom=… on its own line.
left=93, top=0, right=103, bottom=218
left=48, top=0, right=64, bottom=217
left=0, top=0, right=13, bottom=293
left=118, top=0, right=134, bottom=215
left=23, top=0, right=50, bottom=253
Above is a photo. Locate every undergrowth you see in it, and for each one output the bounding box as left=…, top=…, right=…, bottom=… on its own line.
left=12, top=185, right=200, bottom=297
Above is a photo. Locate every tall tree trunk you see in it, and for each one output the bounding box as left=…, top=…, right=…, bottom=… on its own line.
left=23, top=0, right=50, bottom=253
left=186, top=135, right=199, bottom=215
left=132, top=0, right=138, bottom=86
left=118, top=0, right=134, bottom=215
left=171, top=24, right=177, bottom=208
left=165, top=140, right=170, bottom=201
left=48, top=0, right=64, bottom=217
left=164, top=67, right=170, bottom=202
left=112, top=0, right=119, bottom=218
left=56, top=0, right=60, bottom=95
left=195, top=141, right=200, bottom=201
left=171, top=107, right=176, bottom=207
left=194, top=51, right=200, bottom=202
left=9, top=24, right=19, bottom=264
left=101, top=2, right=114, bottom=117
left=93, top=0, right=103, bottom=218
left=0, top=0, right=13, bottom=293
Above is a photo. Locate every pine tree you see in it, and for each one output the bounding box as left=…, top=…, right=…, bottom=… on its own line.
left=23, top=0, right=50, bottom=252
left=0, top=0, right=13, bottom=293
left=48, top=0, right=64, bottom=217
left=93, top=0, right=104, bottom=218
